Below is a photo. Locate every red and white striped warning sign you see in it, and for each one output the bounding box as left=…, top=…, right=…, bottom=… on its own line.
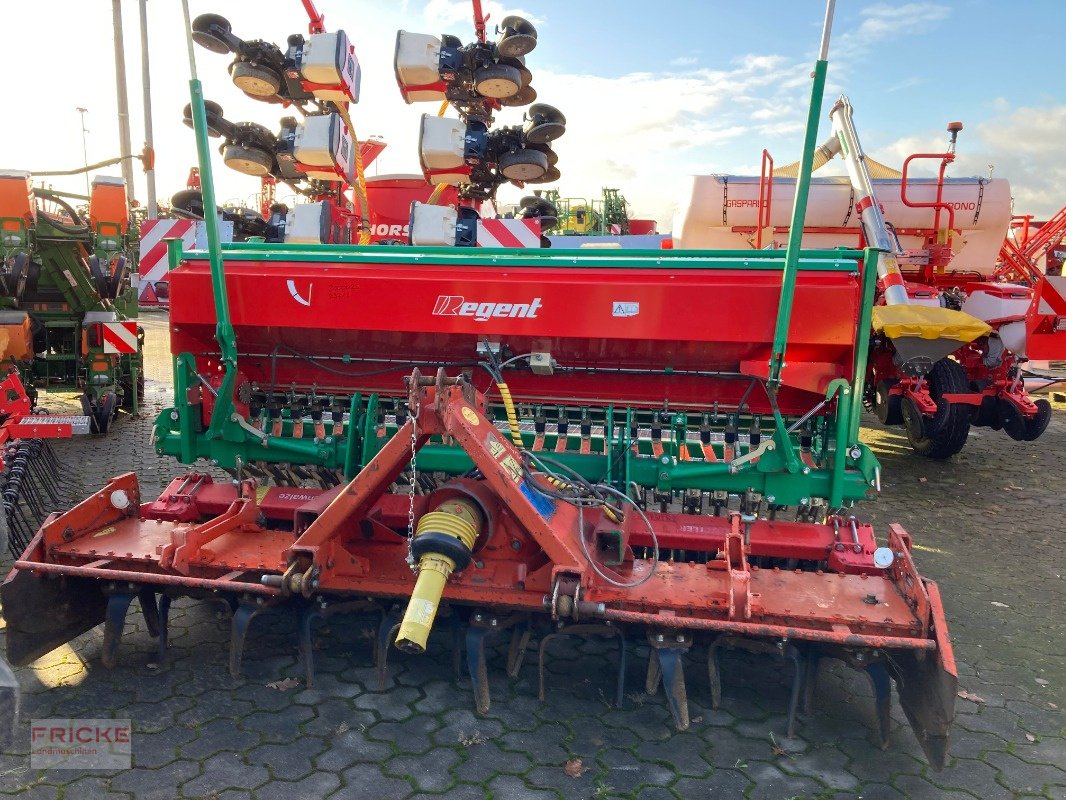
left=102, top=321, right=139, bottom=354
left=138, top=218, right=197, bottom=304
left=476, top=218, right=541, bottom=248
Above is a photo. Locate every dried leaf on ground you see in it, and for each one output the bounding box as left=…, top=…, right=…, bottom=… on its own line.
left=564, top=758, right=589, bottom=778
left=957, top=689, right=986, bottom=704
left=990, top=601, right=1010, bottom=608
left=266, top=677, right=301, bottom=691
left=1025, top=733, right=1037, bottom=743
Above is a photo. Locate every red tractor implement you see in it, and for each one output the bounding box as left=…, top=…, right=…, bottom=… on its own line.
left=3, top=0, right=958, bottom=769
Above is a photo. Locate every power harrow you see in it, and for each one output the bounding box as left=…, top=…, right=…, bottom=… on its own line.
left=2, top=0, right=958, bottom=769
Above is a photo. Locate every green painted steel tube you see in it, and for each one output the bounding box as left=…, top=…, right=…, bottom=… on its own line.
left=848, top=247, right=880, bottom=442
left=769, top=58, right=831, bottom=388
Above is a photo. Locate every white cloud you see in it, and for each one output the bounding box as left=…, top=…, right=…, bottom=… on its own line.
left=669, top=56, right=699, bottom=67
left=422, top=0, right=544, bottom=29
left=836, top=3, right=951, bottom=57
left=876, top=105, right=1066, bottom=218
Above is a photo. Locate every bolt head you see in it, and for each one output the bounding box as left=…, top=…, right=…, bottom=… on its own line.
left=170, top=410, right=179, bottom=420
left=656, top=634, right=664, bottom=643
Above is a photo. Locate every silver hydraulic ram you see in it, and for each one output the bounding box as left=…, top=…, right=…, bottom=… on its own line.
left=823, top=96, right=990, bottom=376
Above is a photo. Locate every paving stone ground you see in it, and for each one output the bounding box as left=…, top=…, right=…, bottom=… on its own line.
left=0, top=312, right=1063, bottom=799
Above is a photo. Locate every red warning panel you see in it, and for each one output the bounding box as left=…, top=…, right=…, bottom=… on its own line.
left=102, top=321, right=139, bottom=354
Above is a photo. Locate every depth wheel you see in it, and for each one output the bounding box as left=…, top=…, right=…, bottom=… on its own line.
left=873, top=380, right=903, bottom=426
left=473, top=64, right=521, bottom=99
left=905, top=358, right=970, bottom=459
left=499, top=148, right=548, bottom=181
left=223, top=144, right=272, bottom=176
left=230, top=61, right=281, bottom=97
left=1023, top=399, right=1053, bottom=441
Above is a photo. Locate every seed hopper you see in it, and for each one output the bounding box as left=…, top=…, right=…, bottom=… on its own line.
left=3, top=0, right=957, bottom=768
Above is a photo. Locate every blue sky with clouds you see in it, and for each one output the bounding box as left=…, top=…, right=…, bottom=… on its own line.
left=7, top=1, right=1064, bottom=227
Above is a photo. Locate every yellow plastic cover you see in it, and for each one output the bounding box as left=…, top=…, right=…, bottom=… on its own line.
left=871, top=305, right=991, bottom=343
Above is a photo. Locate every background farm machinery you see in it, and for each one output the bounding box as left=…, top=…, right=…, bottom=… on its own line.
left=675, top=98, right=1066, bottom=459
left=2, top=1, right=959, bottom=770
left=0, top=171, right=143, bottom=435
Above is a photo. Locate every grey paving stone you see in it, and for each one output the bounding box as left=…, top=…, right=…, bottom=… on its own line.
left=110, top=759, right=201, bottom=798
left=452, top=741, right=532, bottom=782
left=181, top=718, right=261, bottom=760
left=367, top=715, right=441, bottom=755
left=131, top=725, right=199, bottom=769
left=254, top=771, right=342, bottom=800
left=634, top=733, right=712, bottom=778
left=743, top=760, right=828, bottom=800
left=246, top=737, right=327, bottom=780
left=384, top=747, right=460, bottom=793
left=984, top=750, right=1066, bottom=796
left=180, top=753, right=270, bottom=796
left=673, top=769, right=753, bottom=798
left=485, top=774, right=560, bottom=800
left=339, top=762, right=413, bottom=800
left=893, top=773, right=983, bottom=799
left=237, top=705, right=316, bottom=744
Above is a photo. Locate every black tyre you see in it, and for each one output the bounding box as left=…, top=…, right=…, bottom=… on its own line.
left=223, top=144, right=273, bottom=176
left=230, top=61, right=281, bottom=97
left=94, top=392, right=118, bottom=435
left=499, top=148, right=548, bottom=181
left=498, top=84, right=537, bottom=107
left=473, top=64, right=522, bottom=99
left=524, top=165, right=560, bottom=185
left=873, top=380, right=903, bottom=426
left=905, top=358, right=970, bottom=459
left=171, top=189, right=206, bottom=219
left=998, top=397, right=1028, bottom=441
left=191, top=13, right=233, bottom=54
left=120, top=373, right=146, bottom=411
left=497, top=15, right=538, bottom=58
left=1023, top=398, right=1053, bottom=441
left=970, top=394, right=999, bottom=428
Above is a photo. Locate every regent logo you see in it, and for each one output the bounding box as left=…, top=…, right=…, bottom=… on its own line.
left=433, top=295, right=543, bottom=322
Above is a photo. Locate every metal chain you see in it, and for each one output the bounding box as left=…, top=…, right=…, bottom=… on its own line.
left=406, top=400, right=421, bottom=569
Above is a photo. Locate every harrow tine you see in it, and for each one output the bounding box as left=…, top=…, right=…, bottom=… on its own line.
left=375, top=607, right=403, bottom=690
left=803, top=649, right=822, bottom=715
left=138, top=589, right=161, bottom=638
left=647, top=631, right=692, bottom=730
left=157, top=593, right=174, bottom=663
left=465, top=626, right=492, bottom=714
left=538, top=623, right=627, bottom=708
left=101, top=589, right=138, bottom=669
left=505, top=622, right=532, bottom=678
left=865, top=661, right=893, bottom=748
left=228, top=596, right=267, bottom=679
left=783, top=644, right=806, bottom=739
left=299, top=598, right=384, bottom=688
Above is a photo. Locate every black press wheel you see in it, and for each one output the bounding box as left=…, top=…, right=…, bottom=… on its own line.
left=473, top=64, right=522, bottom=99
left=94, top=392, right=118, bottom=436
left=872, top=380, right=903, bottom=426
left=223, top=144, right=273, bottom=176
left=498, top=84, right=537, bottom=107
left=1000, top=396, right=1052, bottom=442
left=1023, top=398, right=1053, bottom=441
left=499, top=148, right=548, bottom=181
left=905, top=358, right=971, bottom=459
left=230, top=61, right=281, bottom=97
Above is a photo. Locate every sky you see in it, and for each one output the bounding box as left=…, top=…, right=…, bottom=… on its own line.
left=6, top=0, right=1065, bottom=230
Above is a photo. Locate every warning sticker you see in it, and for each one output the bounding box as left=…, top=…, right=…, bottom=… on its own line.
left=500, top=455, right=523, bottom=483
left=488, top=438, right=506, bottom=458
left=462, top=407, right=480, bottom=426
left=411, top=598, right=436, bottom=625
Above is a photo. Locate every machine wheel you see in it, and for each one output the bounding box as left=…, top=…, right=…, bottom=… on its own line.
left=223, top=144, right=273, bottom=176
left=473, top=64, right=522, bottom=99
left=970, top=394, right=999, bottom=428
left=873, top=380, right=903, bottom=426
left=524, top=165, right=560, bottom=185
left=499, top=149, right=548, bottom=181
left=191, top=13, right=233, bottom=54
left=93, top=392, right=118, bottom=436
left=230, top=61, right=281, bottom=97
left=120, top=372, right=146, bottom=412
left=905, top=358, right=970, bottom=460
left=497, top=16, right=538, bottom=58
left=498, top=84, right=537, bottom=107
left=1023, top=399, right=1053, bottom=441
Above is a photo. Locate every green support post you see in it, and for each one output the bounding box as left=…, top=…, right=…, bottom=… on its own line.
left=768, top=2, right=836, bottom=389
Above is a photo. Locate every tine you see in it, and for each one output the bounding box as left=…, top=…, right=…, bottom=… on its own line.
left=375, top=610, right=401, bottom=690
left=157, top=594, right=173, bottom=664
left=803, top=649, right=821, bottom=715
left=138, top=589, right=161, bottom=638
left=707, top=639, right=725, bottom=709
left=506, top=623, right=532, bottom=679
left=865, top=661, right=893, bottom=749
left=299, top=602, right=323, bottom=689
left=645, top=649, right=662, bottom=695
left=228, top=599, right=264, bottom=679
left=102, top=592, right=136, bottom=669
left=784, top=644, right=806, bottom=739
left=466, top=626, right=491, bottom=715
left=657, top=647, right=690, bottom=731
left=536, top=632, right=556, bottom=702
